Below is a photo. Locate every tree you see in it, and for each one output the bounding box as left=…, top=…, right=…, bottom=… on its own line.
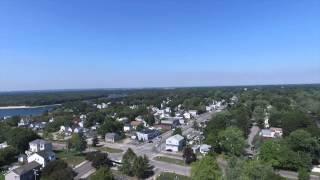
left=218, top=127, right=246, bottom=156
left=0, top=147, right=18, bottom=167
left=91, top=167, right=114, bottom=180
left=191, top=155, right=222, bottom=180
left=120, top=148, right=137, bottom=176
left=41, top=160, right=75, bottom=180
left=286, top=130, right=320, bottom=161
left=172, top=128, right=182, bottom=136
left=183, top=146, right=197, bottom=164
left=241, top=160, right=275, bottom=180
left=226, top=156, right=245, bottom=180
left=7, top=128, right=40, bottom=152
left=298, top=168, right=310, bottom=180
left=86, top=151, right=112, bottom=169
left=92, top=135, right=99, bottom=147
left=68, top=133, right=87, bottom=152
left=136, top=124, right=144, bottom=132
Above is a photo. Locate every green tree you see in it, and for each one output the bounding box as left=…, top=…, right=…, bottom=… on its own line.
left=68, top=133, right=87, bottom=152
left=120, top=148, right=137, bottom=176
left=0, top=147, right=18, bottom=167
left=41, top=160, right=75, bottom=180
left=86, top=151, right=112, bottom=169
left=191, top=155, right=222, bottom=180
left=218, top=127, right=246, bottom=156
left=172, top=128, right=182, bottom=136
left=7, top=128, right=40, bottom=152
left=298, top=168, right=310, bottom=180
left=92, top=135, right=99, bottom=147
left=91, top=167, right=114, bottom=180
left=241, top=160, right=275, bottom=180
left=183, top=146, right=197, bottom=164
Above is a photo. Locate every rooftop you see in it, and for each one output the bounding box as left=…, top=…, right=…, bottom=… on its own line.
left=12, top=162, right=41, bottom=175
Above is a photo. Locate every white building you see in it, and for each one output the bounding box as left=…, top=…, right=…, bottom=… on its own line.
left=123, top=124, right=132, bottom=132
left=26, top=139, right=56, bottom=167
left=200, top=144, right=212, bottom=155
left=0, top=141, right=8, bottom=149
left=183, top=112, right=191, bottom=119
left=188, top=110, right=198, bottom=117
left=165, top=134, right=185, bottom=152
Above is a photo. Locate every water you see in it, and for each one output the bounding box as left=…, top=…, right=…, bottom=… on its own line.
left=0, top=105, right=57, bottom=118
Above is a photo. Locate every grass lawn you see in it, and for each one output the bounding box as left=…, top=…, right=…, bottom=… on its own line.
left=153, top=156, right=187, bottom=166
left=55, top=150, right=85, bottom=167
left=0, top=174, right=4, bottom=180
left=156, top=172, right=191, bottom=180
left=96, top=146, right=123, bottom=153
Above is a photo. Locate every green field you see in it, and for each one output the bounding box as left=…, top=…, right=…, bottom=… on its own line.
left=156, top=172, right=191, bottom=180
left=0, top=173, right=4, bottom=180
left=153, top=156, right=186, bottom=166
left=55, top=150, right=85, bottom=167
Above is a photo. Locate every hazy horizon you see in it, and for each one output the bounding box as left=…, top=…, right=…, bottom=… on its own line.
left=1, top=0, right=319, bottom=91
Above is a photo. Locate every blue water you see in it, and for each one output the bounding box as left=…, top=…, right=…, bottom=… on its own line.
left=0, top=106, right=57, bottom=118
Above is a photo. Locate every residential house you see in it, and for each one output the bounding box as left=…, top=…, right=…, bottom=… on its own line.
left=5, top=161, right=41, bottom=180
left=26, top=139, right=56, bottom=167
left=117, top=117, right=129, bottom=123
left=166, top=134, right=185, bottom=152
left=105, top=133, right=120, bottom=143
left=18, top=118, right=30, bottom=127
left=123, top=124, right=132, bottom=132
left=188, top=110, right=198, bottom=117
left=200, top=144, right=212, bottom=155
left=183, top=112, right=191, bottom=119
left=136, top=129, right=160, bottom=141
left=0, top=141, right=8, bottom=149
left=260, top=127, right=283, bottom=139
left=161, top=118, right=180, bottom=128
left=131, top=121, right=143, bottom=130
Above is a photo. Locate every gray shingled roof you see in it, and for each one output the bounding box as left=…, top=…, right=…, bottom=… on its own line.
left=12, top=162, right=41, bottom=175
left=29, top=139, right=49, bottom=145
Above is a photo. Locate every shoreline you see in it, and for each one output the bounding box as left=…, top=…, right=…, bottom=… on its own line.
left=0, top=104, right=61, bottom=110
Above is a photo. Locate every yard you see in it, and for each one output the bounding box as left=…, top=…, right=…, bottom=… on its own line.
left=153, top=156, right=186, bottom=166
left=55, top=150, right=85, bottom=167
left=95, top=146, right=123, bottom=153
left=156, top=172, right=191, bottom=180
left=0, top=173, right=4, bottom=180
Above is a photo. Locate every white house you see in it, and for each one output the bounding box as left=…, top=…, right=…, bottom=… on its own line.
left=188, top=110, right=198, bottom=117
left=136, top=129, right=160, bottom=141
left=5, top=161, right=41, bottom=180
left=27, top=151, right=56, bottom=167
left=200, top=144, right=212, bottom=155
left=123, top=124, right=132, bottom=132
left=0, top=141, right=8, bottom=149
left=26, top=139, right=56, bottom=167
left=166, top=134, right=185, bottom=152
left=183, top=112, right=191, bottom=119
left=260, top=127, right=283, bottom=139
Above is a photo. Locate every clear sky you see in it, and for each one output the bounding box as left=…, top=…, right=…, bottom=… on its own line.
left=0, top=0, right=319, bottom=91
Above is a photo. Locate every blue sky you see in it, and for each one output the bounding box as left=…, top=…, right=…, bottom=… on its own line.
left=0, top=0, right=319, bottom=91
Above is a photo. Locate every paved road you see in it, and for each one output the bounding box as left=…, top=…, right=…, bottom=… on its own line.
left=277, top=170, right=319, bottom=180
left=245, top=125, right=260, bottom=155
left=74, top=161, right=95, bottom=180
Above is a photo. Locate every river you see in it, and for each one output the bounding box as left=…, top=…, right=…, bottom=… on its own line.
left=0, top=105, right=59, bottom=118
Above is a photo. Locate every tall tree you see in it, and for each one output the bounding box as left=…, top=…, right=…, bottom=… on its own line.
left=91, top=167, right=114, bottom=180
left=191, top=155, right=222, bottom=180
left=183, top=146, right=197, bottom=164
left=218, top=127, right=246, bottom=156
left=68, top=133, right=87, bottom=152
left=41, top=160, right=75, bottom=180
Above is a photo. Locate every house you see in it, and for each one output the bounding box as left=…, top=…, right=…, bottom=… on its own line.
left=28, top=139, right=53, bottom=153
left=5, top=161, right=41, bottom=180
left=136, top=129, right=160, bottom=141
left=105, top=133, right=120, bottom=143
left=131, top=121, right=143, bottom=130
left=260, top=127, right=283, bottom=139
left=18, top=118, right=30, bottom=127
left=117, top=117, right=129, bottom=123
left=26, top=139, right=56, bottom=167
left=188, top=110, right=198, bottom=117
left=27, top=151, right=56, bottom=168
left=0, top=141, right=8, bottom=149
left=183, top=112, right=191, bottom=119
left=161, top=118, right=180, bottom=128
left=165, top=134, right=185, bottom=152
left=200, top=144, right=212, bottom=155
left=123, top=124, right=132, bottom=132
left=192, top=145, right=200, bottom=154
left=18, top=154, right=27, bottom=164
